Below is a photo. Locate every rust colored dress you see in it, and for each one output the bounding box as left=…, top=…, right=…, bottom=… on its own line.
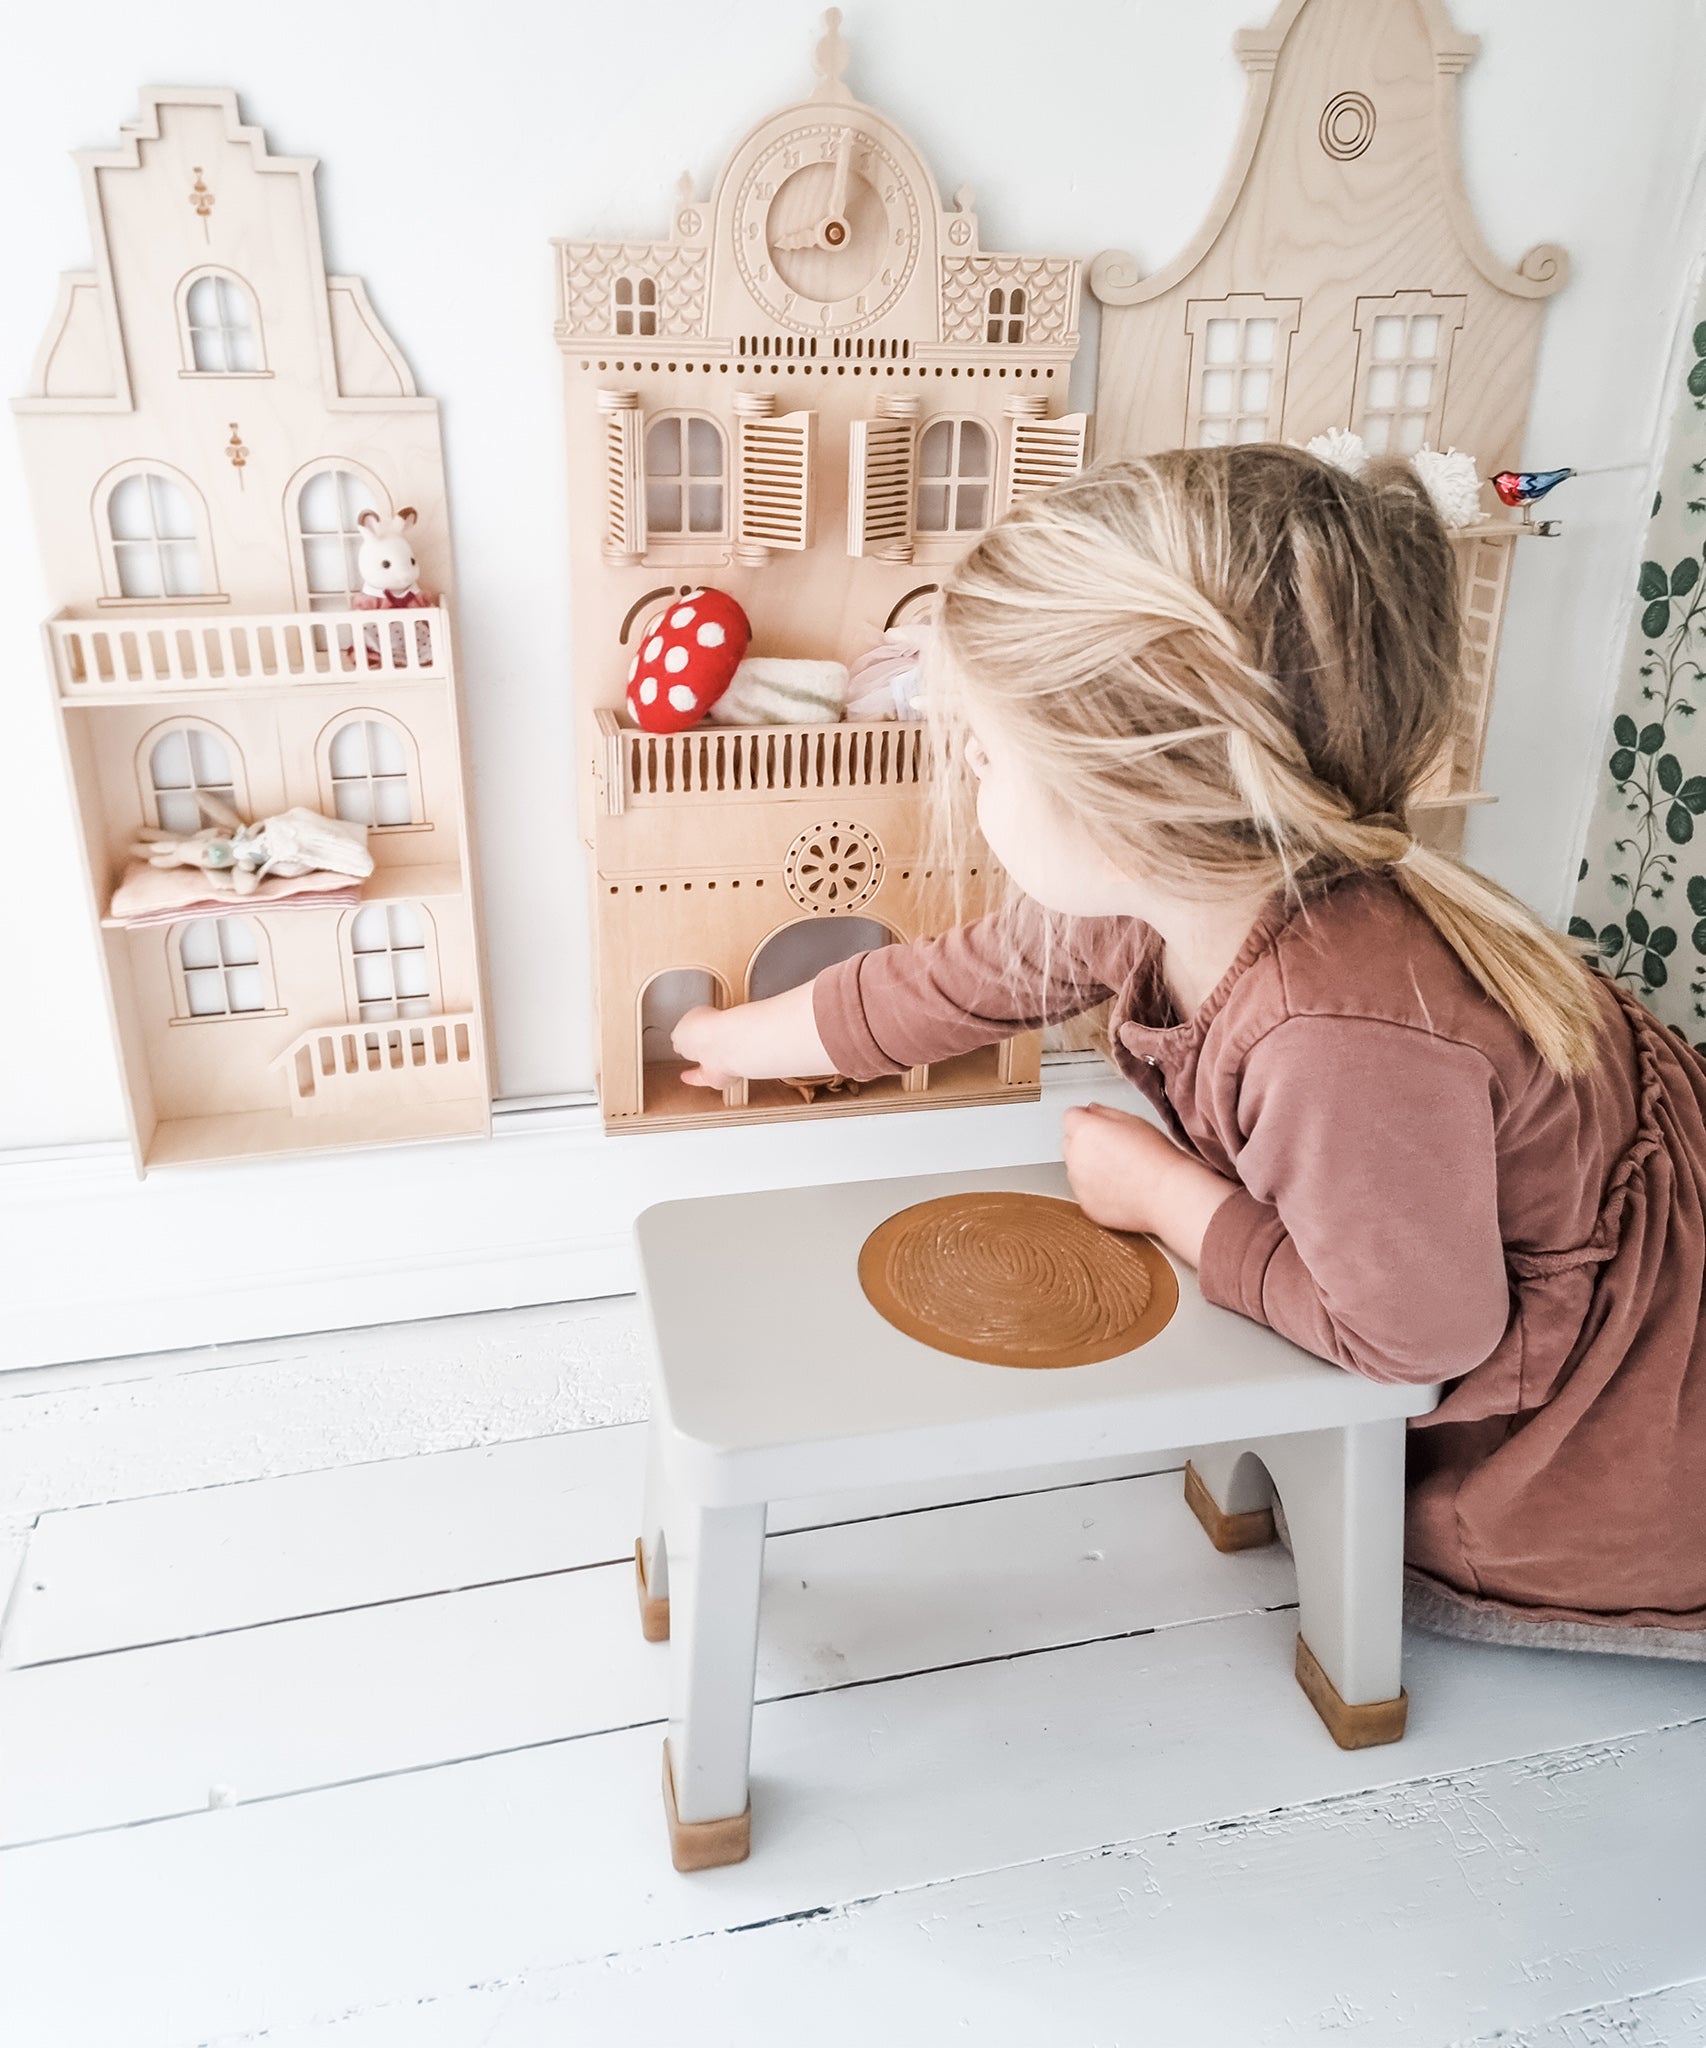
left=812, top=872, right=1706, bottom=1656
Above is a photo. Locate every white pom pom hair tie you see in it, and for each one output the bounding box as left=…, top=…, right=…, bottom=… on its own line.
left=1303, top=429, right=1485, bottom=530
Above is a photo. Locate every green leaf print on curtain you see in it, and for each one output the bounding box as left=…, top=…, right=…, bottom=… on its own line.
left=1572, top=288, right=1706, bottom=1052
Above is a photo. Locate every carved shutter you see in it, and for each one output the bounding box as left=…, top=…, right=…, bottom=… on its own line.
left=1002, top=406, right=1091, bottom=514
left=597, top=390, right=645, bottom=565
left=847, top=399, right=919, bottom=559
left=735, top=397, right=816, bottom=561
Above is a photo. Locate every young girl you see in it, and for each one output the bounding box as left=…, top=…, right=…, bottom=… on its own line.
left=672, top=445, right=1706, bottom=1659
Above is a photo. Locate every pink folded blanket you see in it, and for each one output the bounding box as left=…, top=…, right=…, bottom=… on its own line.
left=108, top=861, right=363, bottom=926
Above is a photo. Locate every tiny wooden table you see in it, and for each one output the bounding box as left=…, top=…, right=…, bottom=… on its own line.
left=633, top=1163, right=1438, bottom=1871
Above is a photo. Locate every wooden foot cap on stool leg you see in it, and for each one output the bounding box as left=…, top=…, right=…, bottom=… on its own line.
left=1294, top=1634, right=1408, bottom=1750
left=634, top=1541, right=670, bottom=1643
left=661, top=1741, right=751, bottom=1872
left=1183, top=1460, right=1277, bottom=1553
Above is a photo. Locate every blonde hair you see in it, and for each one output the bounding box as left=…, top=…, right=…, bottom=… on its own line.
left=931, top=445, right=1602, bottom=1077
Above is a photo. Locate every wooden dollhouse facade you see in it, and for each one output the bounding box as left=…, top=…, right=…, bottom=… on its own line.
left=1089, top=0, right=1568, bottom=849
left=555, top=17, right=1090, bottom=1130
left=13, top=89, right=490, bottom=1171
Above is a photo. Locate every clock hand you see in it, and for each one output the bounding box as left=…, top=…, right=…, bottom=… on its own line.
left=771, top=225, right=828, bottom=251
left=825, top=128, right=853, bottom=237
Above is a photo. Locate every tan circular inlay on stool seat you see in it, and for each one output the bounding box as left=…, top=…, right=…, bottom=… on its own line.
left=857, top=1191, right=1179, bottom=1368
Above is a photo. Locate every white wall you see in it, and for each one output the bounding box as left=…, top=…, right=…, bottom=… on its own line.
left=2, top=0, right=1703, bottom=1142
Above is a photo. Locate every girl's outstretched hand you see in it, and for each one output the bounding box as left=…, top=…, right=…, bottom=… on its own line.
left=1062, top=1101, right=1239, bottom=1270
left=671, top=980, right=835, bottom=1089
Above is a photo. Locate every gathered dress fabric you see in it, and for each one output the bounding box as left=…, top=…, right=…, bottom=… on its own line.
left=812, top=871, right=1706, bottom=1655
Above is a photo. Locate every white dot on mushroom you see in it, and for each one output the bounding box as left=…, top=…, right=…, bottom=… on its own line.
left=663, top=646, right=689, bottom=673
left=667, top=684, right=697, bottom=713
left=669, top=607, right=697, bottom=628
left=644, top=636, right=663, bottom=661
left=695, top=622, right=725, bottom=648
left=639, top=677, right=658, bottom=704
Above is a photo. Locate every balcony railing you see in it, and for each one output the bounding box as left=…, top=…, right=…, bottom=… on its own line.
left=47, top=604, right=452, bottom=697
left=274, top=1012, right=478, bottom=1116
left=597, top=710, right=927, bottom=813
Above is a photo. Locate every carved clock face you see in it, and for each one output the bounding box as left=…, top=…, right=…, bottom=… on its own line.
left=734, top=120, right=920, bottom=334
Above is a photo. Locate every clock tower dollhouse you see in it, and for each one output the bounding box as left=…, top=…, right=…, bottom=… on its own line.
left=554, top=12, right=1092, bottom=1131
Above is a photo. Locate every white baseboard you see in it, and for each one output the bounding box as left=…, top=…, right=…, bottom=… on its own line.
left=1, top=1058, right=1135, bottom=1371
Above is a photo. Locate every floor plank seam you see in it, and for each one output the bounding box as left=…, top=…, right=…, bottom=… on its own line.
left=182, top=1731, right=1706, bottom=2045
left=4, top=1463, right=1200, bottom=1670
left=0, top=1600, right=1310, bottom=1850
left=0, top=1414, right=648, bottom=1522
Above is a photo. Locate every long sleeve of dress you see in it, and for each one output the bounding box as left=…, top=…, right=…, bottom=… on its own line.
left=812, top=904, right=1133, bottom=1081
left=1196, top=1015, right=1512, bottom=1385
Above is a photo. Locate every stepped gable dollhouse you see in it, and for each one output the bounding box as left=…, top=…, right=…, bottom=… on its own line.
left=13, top=88, right=490, bottom=1172
left=1089, top=0, right=1569, bottom=852
left=555, top=12, right=1091, bottom=1132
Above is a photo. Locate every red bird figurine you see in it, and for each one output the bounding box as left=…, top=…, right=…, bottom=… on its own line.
left=1492, top=467, right=1575, bottom=508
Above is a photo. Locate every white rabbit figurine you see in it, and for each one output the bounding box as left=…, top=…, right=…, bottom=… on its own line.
left=351, top=507, right=437, bottom=669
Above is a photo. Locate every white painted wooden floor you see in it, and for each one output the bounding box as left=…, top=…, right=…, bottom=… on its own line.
left=2, top=1302, right=1703, bottom=2048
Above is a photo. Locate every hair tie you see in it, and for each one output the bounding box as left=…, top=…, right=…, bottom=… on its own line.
left=1394, top=838, right=1421, bottom=868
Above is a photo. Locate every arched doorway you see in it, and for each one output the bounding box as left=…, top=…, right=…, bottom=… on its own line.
left=637, top=966, right=732, bottom=1115
left=745, top=916, right=893, bottom=1005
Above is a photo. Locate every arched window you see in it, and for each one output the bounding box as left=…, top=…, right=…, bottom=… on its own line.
left=174, top=916, right=269, bottom=1018
left=324, top=715, right=420, bottom=828
left=747, top=917, right=892, bottom=1004
left=180, top=270, right=262, bottom=373
left=291, top=466, right=383, bottom=610
left=347, top=902, right=434, bottom=1022
left=916, top=418, right=994, bottom=535
left=103, top=469, right=209, bottom=599
left=985, top=286, right=1027, bottom=344
left=614, top=274, right=658, bottom=338
left=644, top=414, right=727, bottom=537
left=146, top=723, right=239, bottom=833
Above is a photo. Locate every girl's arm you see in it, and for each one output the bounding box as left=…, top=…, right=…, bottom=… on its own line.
left=674, top=981, right=828, bottom=1087
left=1198, top=1016, right=1511, bottom=1385
left=674, top=902, right=1134, bottom=1088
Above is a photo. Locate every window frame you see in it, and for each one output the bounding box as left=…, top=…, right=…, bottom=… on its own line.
left=136, top=716, right=249, bottom=833
left=985, top=285, right=1028, bottom=345
left=285, top=459, right=391, bottom=613
left=1350, top=292, right=1467, bottom=457
left=613, top=274, right=659, bottom=338
left=93, top=461, right=222, bottom=607
left=167, top=914, right=282, bottom=1024
left=642, top=411, right=730, bottom=544
left=175, top=267, right=271, bottom=378
left=315, top=709, right=429, bottom=835
left=339, top=900, right=441, bottom=1025
left=1182, top=295, right=1303, bottom=449
left=914, top=415, right=997, bottom=540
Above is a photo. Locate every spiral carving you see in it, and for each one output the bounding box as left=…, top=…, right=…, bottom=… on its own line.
left=1088, top=247, right=1146, bottom=305
left=1517, top=242, right=1570, bottom=288
left=858, top=1192, right=1179, bottom=1369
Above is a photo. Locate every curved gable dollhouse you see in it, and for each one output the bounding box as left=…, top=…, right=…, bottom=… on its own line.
left=1090, top=0, right=1569, bottom=845
left=13, top=89, right=490, bottom=1170
left=555, top=14, right=1091, bottom=1131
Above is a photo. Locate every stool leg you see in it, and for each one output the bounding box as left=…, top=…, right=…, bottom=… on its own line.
left=662, top=1498, right=766, bottom=1871
left=635, top=1419, right=671, bottom=1643
left=1257, top=1420, right=1408, bottom=1749
left=1183, top=1444, right=1278, bottom=1551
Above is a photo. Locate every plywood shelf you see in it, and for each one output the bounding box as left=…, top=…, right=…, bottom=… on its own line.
left=622, top=1048, right=1023, bottom=1135
left=99, top=862, right=469, bottom=930
left=142, top=1097, right=489, bottom=1170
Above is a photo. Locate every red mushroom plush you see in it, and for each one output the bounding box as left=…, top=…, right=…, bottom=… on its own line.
left=625, top=588, right=750, bottom=733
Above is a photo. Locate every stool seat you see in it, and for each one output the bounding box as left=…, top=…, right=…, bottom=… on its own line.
left=632, top=1162, right=1438, bottom=1872
left=638, top=1163, right=1433, bottom=1506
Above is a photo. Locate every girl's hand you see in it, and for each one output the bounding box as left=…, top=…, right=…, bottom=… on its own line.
left=672, top=1005, right=741, bottom=1090
left=671, top=981, right=836, bottom=1090
left=1061, top=1102, right=1239, bottom=1269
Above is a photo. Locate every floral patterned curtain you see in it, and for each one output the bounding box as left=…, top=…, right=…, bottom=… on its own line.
left=1571, top=288, right=1706, bottom=1054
